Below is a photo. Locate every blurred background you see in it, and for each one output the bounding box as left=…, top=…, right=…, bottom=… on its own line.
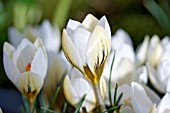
left=0, top=0, right=170, bottom=112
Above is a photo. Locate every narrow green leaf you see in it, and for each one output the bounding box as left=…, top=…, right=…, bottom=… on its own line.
left=22, top=95, right=31, bottom=113
left=116, top=92, right=123, bottom=105
left=99, top=105, right=122, bottom=113
left=49, top=86, right=61, bottom=109
left=39, top=91, right=45, bottom=113
left=114, top=83, right=118, bottom=106
left=74, top=94, right=87, bottom=113
left=62, top=102, right=68, bottom=113
left=143, top=0, right=170, bottom=33
left=49, top=72, right=66, bottom=109
left=41, top=107, right=58, bottom=113
left=31, top=98, right=37, bottom=113
left=109, top=50, right=116, bottom=106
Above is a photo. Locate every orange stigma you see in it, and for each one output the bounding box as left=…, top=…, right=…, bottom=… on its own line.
left=26, top=63, right=31, bottom=71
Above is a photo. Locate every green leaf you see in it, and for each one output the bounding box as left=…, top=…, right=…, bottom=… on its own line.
left=22, top=95, right=31, bottom=113
left=39, top=91, right=45, bottom=113
left=114, top=83, right=118, bottom=106
left=49, top=72, right=66, bottom=109
left=109, top=50, right=116, bottom=106
left=41, top=107, right=58, bottom=113
left=31, top=98, right=37, bottom=113
left=74, top=94, right=87, bottom=113
left=99, top=105, right=122, bottom=113
left=116, top=92, right=123, bottom=105
left=143, top=0, right=170, bottom=34
left=49, top=86, right=61, bottom=109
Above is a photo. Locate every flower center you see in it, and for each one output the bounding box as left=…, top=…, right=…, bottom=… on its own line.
left=26, top=63, right=31, bottom=71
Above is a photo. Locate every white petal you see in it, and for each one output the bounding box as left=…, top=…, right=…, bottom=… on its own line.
left=73, top=28, right=90, bottom=63
left=157, top=60, right=170, bottom=90
left=147, top=63, right=166, bottom=93
left=8, top=27, right=24, bottom=47
left=157, top=93, right=170, bottom=113
left=142, top=84, right=161, bottom=105
left=161, top=36, right=170, bottom=50
left=15, top=72, right=44, bottom=95
left=62, top=29, right=84, bottom=72
left=111, top=29, right=133, bottom=50
left=97, top=16, right=111, bottom=40
left=3, top=44, right=20, bottom=83
left=136, top=35, right=149, bottom=66
left=12, top=39, right=36, bottom=73
left=111, top=58, right=135, bottom=86
left=3, top=42, right=15, bottom=58
left=82, top=14, right=98, bottom=32
left=31, top=48, right=47, bottom=79
left=31, top=20, right=61, bottom=52
left=135, top=66, right=148, bottom=84
left=131, top=82, right=153, bottom=113
left=63, top=75, right=79, bottom=107
left=147, top=35, right=163, bottom=67
left=120, top=106, right=135, bottom=113
left=34, top=38, right=47, bottom=59
left=66, top=19, right=81, bottom=41
left=86, top=25, right=111, bottom=76
left=167, top=78, right=170, bottom=93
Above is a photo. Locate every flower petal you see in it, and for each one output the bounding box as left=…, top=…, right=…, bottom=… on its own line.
left=86, top=25, right=111, bottom=80
left=82, top=14, right=98, bottom=32
left=73, top=28, right=90, bottom=63
left=63, top=75, right=79, bottom=107
left=142, top=84, right=161, bottom=105
left=157, top=93, right=170, bottom=113
left=135, top=66, right=148, bottom=84
left=31, top=47, right=47, bottom=79
left=98, top=16, right=111, bottom=41
left=31, top=20, right=61, bottom=52
left=62, top=29, right=84, bottom=72
left=136, top=35, right=149, bottom=66
left=111, top=29, right=133, bottom=50
left=147, top=63, right=166, bottom=93
left=12, top=39, right=36, bottom=73
left=147, top=35, right=163, bottom=67
left=8, top=27, right=24, bottom=47
left=131, top=82, right=153, bottom=113
left=3, top=43, right=20, bottom=83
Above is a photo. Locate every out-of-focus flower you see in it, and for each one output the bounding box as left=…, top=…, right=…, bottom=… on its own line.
left=8, top=20, right=71, bottom=98
left=103, top=29, right=136, bottom=86
left=113, top=82, right=160, bottom=113
left=3, top=38, right=47, bottom=104
left=8, top=20, right=60, bottom=52
left=63, top=68, right=106, bottom=112
left=62, top=14, right=111, bottom=84
left=136, top=35, right=170, bottom=93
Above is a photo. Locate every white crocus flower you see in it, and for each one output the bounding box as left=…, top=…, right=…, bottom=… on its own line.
left=63, top=68, right=106, bottom=112
left=3, top=38, right=47, bottom=104
left=114, top=82, right=160, bottom=113
left=137, top=35, right=170, bottom=93
left=8, top=20, right=60, bottom=52
left=62, top=14, right=111, bottom=84
left=8, top=20, right=71, bottom=98
left=103, top=29, right=136, bottom=86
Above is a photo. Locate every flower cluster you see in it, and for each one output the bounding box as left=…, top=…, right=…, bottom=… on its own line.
left=2, top=14, right=170, bottom=113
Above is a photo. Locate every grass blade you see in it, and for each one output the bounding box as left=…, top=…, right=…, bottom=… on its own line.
left=99, top=105, right=121, bottom=113
left=41, top=107, right=58, bottom=113
left=109, top=51, right=116, bottom=106
left=74, top=94, right=87, bottom=113
left=22, top=95, right=31, bottom=113
left=114, top=83, right=118, bottom=106
left=49, top=72, right=66, bottom=109
left=116, top=92, right=123, bottom=105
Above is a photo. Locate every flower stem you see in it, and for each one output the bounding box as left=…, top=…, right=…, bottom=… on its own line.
left=92, top=83, right=107, bottom=112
